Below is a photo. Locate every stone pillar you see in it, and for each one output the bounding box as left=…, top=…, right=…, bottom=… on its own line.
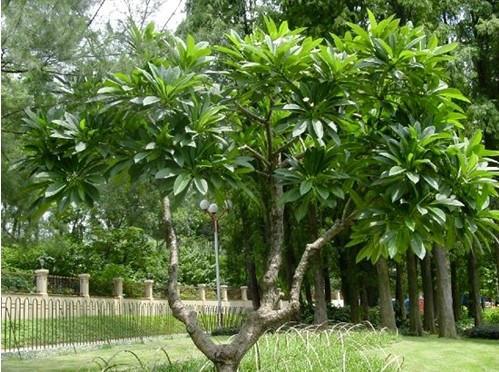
left=240, top=286, right=248, bottom=301
left=278, top=290, right=285, bottom=310
left=144, top=279, right=154, bottom=300
left=113, top=277, right=123, bottom=299
left=78, top=274, right=90, bottom=298
left=221, top=285, right=228, bottom=302
left=198, top=284, right=206, bottom=302
left=35, top=269, right=49, bottom=296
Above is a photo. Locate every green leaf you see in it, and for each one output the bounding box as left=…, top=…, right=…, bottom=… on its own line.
left=173, top=174, right=191, bottom=195
left=299, top=180, right=313, bottom=195
left=75, top=142, right=86, bottom=153
left=155, top=168, right=176, bottom=179
left=433, top=43, right=457, bottom=56
left=143, top=96, right=161, bottom=105
left=133, top=152, right=148, bottom=163
left=410, top=233, right=426, bottom=259
left=405, top=218, right=416, bottom=232
left=406, top=172, right=420, bottom=184
left=312, top=120, right=324, bottom=139
left=280, top=188, right=301, bottom=204
left=389, top=166, right=405, bottom=176
left=193, top=177, right=208, bottom=195
left=45, top=182, right=66, bottom=198
left=422, top=175, right=439, bottom=190
left=437, top=88, right=471, bottom=103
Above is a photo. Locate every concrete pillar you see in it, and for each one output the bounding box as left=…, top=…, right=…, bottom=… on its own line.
left=144, top=279, right=154, bottom=300
left=198, top=284, right=206, bottom=302
left=35, top=269, right=49, bottom=296
left=78, top=274, right=90, bottom=298
left=240, top=286, right=248, bottom=301
left=113, top=277, right=123, bottom=299
left=221, top=285, right=228, bottom=302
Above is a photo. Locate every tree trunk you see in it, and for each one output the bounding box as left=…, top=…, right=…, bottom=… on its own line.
left=406, top=251, right=422, bottom=336
left=495, top=244, right=499, bottom=306
left=246, top=259, right=261, bottom=309
left=450, top=259, right=461, bottom=321
left=313, top=253, right=328, bottom=323
left=395, top=262, right=406, bottom=322
left=376, top=258, right=397, bottom=331
left=434, top=247, right=457, bottom=338
left=360, top=284, right=369, bottom=321
left=324, top=264, right=332, bottom=305
left=421, top=254, right=436, bottom=333
left=308, top=207, right=327, bottom=324
left=347, top=248, right=361, bottom=323
left=467, top=251, right=482, bottom=327
left=304, top=277, right=313, bottom=306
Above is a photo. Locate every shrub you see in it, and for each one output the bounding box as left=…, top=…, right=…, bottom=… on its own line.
left=466, top=324, right=499, bottom=339
left=483, top=307, right=499, bottom=325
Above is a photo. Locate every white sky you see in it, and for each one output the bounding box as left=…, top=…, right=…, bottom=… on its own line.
left=91, top=0, right=186, bottom=32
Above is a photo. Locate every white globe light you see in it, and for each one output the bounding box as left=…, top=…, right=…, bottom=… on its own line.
left=208, top=203, right=218, bottom=214
left=199, top=199, right=210, bottom=210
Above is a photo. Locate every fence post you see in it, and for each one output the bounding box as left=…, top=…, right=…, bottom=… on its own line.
left=240, top=286, right=248, bottom=301
left=198, top=284, right=206, bottom=302
left=144, top=279, right=154, bottom=300
left=221, top=285, right=228, bottom=302
left=78, top=273, right=90, bottom=298
left=35, top=269, right=49, bottom=296
left=113, top=277, right=123, bottom=299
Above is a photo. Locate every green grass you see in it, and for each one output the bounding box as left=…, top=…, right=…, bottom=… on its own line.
left=388, top=335, right=499, bottom=372
left=3, top=329, right=498, bottom=371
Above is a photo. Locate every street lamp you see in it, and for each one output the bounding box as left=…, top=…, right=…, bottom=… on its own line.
left=200, top=199, right=222, bottom=328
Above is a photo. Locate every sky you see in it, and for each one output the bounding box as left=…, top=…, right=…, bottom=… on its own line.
left=91, top=0, right=186, bottom=32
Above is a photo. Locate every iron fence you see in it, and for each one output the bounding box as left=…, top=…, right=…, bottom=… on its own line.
left=1, top=296, right=248, bottom=352
left=47, top=275, right=79, bottom=296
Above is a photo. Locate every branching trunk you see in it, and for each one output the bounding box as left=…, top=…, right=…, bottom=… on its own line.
left=376, top=258, right=397, bottom=331
left=434, top=247, right=457, bottom=338
left=421, top=254, right=436, bottom=333
left=163, top=193, right=355, bottom=371
left=467, top=251, right=482, bottom=327
left=406, top=251, right=422, bottom=336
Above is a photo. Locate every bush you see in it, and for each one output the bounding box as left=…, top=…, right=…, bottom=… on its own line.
left=483, top=307, right=499, bottom=325
left=466, top=324, right=499, bottom=339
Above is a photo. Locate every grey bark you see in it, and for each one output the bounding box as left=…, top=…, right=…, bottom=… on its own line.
left=395, top=262, right=406, bottom=321
left=406, top=251, right=422, bottom=336
left=450, top=259, right=461, bottom=321
left=467, top=251, right=482, bottom=326
left=376, top=258, right=397, bottom=331
left=434, top=247, right=457, bottom=338
left=421, top=254, right=436, bottom=333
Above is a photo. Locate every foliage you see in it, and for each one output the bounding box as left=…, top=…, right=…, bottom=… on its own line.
left=483, top=307, right=499, bottom=325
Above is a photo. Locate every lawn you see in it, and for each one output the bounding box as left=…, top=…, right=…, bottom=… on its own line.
left=387, top=336, right=499, bottom=372
left=2, top=332, right=498, bottom=371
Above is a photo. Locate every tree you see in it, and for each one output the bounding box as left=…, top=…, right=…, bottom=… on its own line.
left=17, top=14, right=498, bottom=370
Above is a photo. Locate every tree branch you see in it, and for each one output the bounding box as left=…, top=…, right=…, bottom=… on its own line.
left=236, top=103, right=267, bottom=126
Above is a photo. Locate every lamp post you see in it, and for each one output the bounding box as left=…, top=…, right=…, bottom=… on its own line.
left=200, top=199, right=222, bottom=328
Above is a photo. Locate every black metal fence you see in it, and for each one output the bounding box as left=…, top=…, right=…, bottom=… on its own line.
left=47, top=275, right=79, bottom=296
left=1, top=296, right=248, bottom=352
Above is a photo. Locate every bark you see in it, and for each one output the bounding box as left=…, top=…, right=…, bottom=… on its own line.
left=324, top=265, right=332, bottom=305
left=308, top=206, right=327, bottom=324
left=450, top=260, right=460, bottom=321
left=246, top=259, right=260, bottom=309
left=376, top=258, right=397, bottom=331
left=304, top=277, right=313, bottom=306
left=421, top=254, right=436, bottom=333
left=495, top=244, right=499, bottom=305
left=467, top=251, right=482, bottom=327
left=434, top=247, right=457, bottom=338
left=406, top=251, right=422, bottom=336
left=395, top=263, right=406, bottom=321
left=346, top=248, right=361, bottom=323
left=360, top=284, right=369, bottom=321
